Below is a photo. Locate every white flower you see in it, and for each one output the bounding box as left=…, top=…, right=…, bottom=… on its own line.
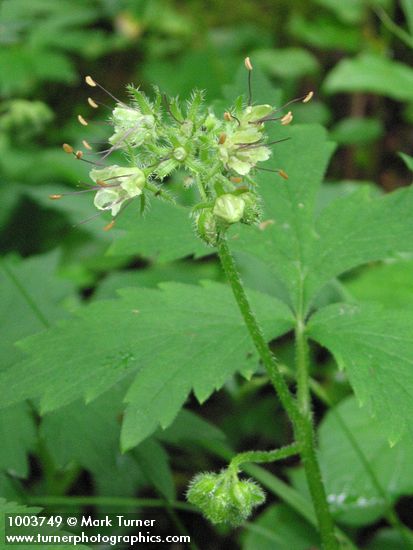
left=90, top=165, right=146, bottom=216
left=94, top=188, right=126, bottom=216
left=109, top=106, right=155, bottom=147
left=218, top=104, right=272, bottom=175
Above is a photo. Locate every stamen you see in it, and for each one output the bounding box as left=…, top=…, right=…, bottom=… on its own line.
left=103, top=220, right=116, bottom=231
left=56, top=188, right=102, bottom=197
left=82, top=139, right=93, bottom=150
left=252, top=92, right=315, bottom=124
left=303, top=91, right=314, bottom=103
left=74, top=209, right=110, bottom=227
left=99, top=121, right=146, bottom=160
left=85, top=75, right=127, bottom=107
left=62, top=143, right=74, bottom=154
left=237, top=137, right=290, bottom=153
left=237, top=139, right=264, bottom=150
left=244, top=56, right=253, bottom=106
left=78, top=115, right=88, bottom=126
left=85, top=75, right=97, bottom=87
left=73, top=152, right=104, bottom=166
left=87, top=97, right=98, bottom=109
left=281, top=111, right=293, bottom=125
left=244, top=57, right=253, bottom=71
left=79, top=157, right=104, bottom=166
left=218, top=133, right=227, bottom=144
left=230, top=113, right=241, bottom=126
left=253, top=166, right=289, bottom=179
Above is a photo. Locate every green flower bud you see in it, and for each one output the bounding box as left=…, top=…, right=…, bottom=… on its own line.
left=187, top=470, right=265, bottom=526
left=213, top=194, right=245, bottom=223
left=173, top=146, right=187, bottom=161
left=195, top=208, right=218, bottom=246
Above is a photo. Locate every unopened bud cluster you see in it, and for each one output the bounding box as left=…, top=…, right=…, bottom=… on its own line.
left=56, top=61, right=312, bottom=241
left=187, top=468, right=265, bottom=526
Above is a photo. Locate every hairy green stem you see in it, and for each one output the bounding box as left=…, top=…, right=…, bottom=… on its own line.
left=217, top=239, right=300, bottom=425
left=295, top=318, right=311, bottom=417
left=217, top=238, right=339, bottom=550
left=230, top=443, right=299, bottom=470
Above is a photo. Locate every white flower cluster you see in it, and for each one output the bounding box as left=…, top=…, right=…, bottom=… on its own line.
left=55, top=62, right=312, bottom=239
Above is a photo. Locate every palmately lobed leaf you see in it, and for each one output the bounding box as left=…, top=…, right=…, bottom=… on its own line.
left=0, top=281, right=294, bottom=450
left=229, top=123, right=336, bottom=311
left=308, top=303, right=413, bottom=445
left=229, top=122, right=413, bottom=314
left=318, top=396, right=413, bottom=526
left=306, top=184, right=413, bottom=309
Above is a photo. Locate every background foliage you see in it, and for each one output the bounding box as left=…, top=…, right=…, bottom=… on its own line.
left=1, top=0, right=413, bottom=548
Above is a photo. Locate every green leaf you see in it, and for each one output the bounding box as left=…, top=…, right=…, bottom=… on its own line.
left=330, top=117, right=384, bottom=145
left=252, top=48, right=320, bottom=79
left=0, top=473, right=20, bottom=500
left=318, top=396, right=413, bottom=526
left=367, top=528, right=413, bottom=549
left=108, top=200, right=208, bottom=262
left=158, top=409, right=225, bottom=445
left=226, top=130, right=413, bottom=318
left=0, top=252, right=74, bottom=483
left=324, top=54, right=413, bottom=102
left=141, top=49, right=239, bottom=100
left=306, top=185, right=413, bottom=307
left=243, top=504, right=319, bottom=550
left=314, top=0, right=390, bottom=24
left=0, top=251, right=74, bottom=367
left=399, top=152, right=413, bottom=172
left=288, top=14, right=362, bottom=52
left=401, top=0, right=413, bottom=36
left=0, top=282, right=294, bottom=450
left=308, top=303, right=413, bottom=443
left=134, top=439, right=175, bottom=501
left=0, top=404, right=36, bottom=478
left=40, top=389, right=124, bottom=477
left=94, top=260, right=222, bottom=300
left=345, top=259, right=413, bottom=310
left=41, top=387, right=150, bottom=497
left=229, top=124, right=336, bottom=310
